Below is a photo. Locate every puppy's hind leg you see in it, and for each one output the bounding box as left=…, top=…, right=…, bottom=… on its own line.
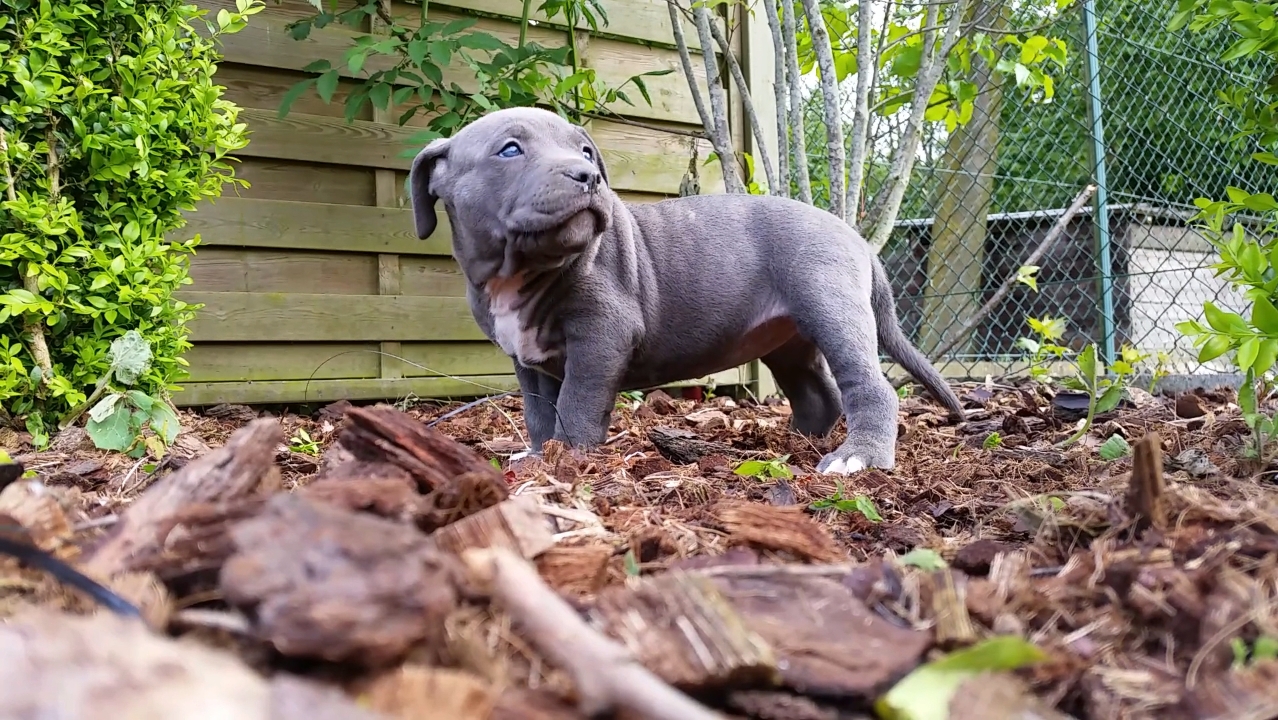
left=787, top=286, right=900, bottom=474
left=761, top=336, right=841, bottom=436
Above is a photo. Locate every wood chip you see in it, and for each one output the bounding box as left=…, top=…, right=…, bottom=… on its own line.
left=713, top=501, right=845, bottom=563
left=431, top=494, right=556, bottom=559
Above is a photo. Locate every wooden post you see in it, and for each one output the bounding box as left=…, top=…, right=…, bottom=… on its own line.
left=742, top=0, right=779, bottom=399
left=373, top=3, right=404, bottom=383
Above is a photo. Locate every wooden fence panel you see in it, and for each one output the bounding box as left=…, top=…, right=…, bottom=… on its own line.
left=173, top=0, right=763, bottom=407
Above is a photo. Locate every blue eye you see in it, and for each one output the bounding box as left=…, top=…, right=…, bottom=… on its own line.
left=582, top=146, right=593, bottom=160
left=498, top=142, right=522, bottom=158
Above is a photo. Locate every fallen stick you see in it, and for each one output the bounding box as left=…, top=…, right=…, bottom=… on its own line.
left=897, top=183, right=1098, bottom=386
left=461, top=547, right=724, bottom=720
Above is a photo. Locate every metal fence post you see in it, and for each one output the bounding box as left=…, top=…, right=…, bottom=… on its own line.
left=1082, top=0, right=1117, bottom=368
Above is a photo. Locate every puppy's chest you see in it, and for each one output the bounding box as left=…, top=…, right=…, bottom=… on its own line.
left=486, top=287, right=560, bottom=366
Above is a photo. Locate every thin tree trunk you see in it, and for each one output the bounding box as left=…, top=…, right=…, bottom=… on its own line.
left=844, top=0, right=876, bottom=227
left=762, top=0, right=791, bottom=197
left=781, top=0, right=812, bottom=204
left=691, top=3, right=746, bottom=194
left=797, top=0, right=844, bottom=219
left=706, top=17, right=778, bottom=193
left=917, top=0, right=1004, bottom=358
left=863, top=0, right=967, bottom=252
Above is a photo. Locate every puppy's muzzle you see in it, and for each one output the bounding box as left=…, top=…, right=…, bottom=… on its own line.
left=563, top=161, right=601, bottom=194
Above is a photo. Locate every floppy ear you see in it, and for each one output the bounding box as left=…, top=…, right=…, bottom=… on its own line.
left=408, top=137, right=450, bottom=239
left=578, top=127, right=609, bottom=187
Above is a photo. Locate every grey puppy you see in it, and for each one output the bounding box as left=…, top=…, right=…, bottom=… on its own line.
left=409, top=107, right=965, bottom=474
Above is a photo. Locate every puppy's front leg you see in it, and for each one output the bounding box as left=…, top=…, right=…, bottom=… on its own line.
left=554, top=336, right=628, bottom=448
left=514, top=363, right=561, bottom=453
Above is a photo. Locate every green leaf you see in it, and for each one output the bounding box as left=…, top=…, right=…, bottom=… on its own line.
left=1020, top=35, right=1049, bottom=64
left=1255, top=338, right=1278, bottom=375
left=898, top=548, right=948, bottom=571
left=86, top=402, right=135, bottom=452
left=1098, top=434, right=1131, bottom=461
left=733, top=460, right=767, bottom=477
left=148, top=401, right=181, bottom=445
left=1253, top=297, right=1278, bottom=335
left=278, top=78, right=315, bottom=117
left=1096, top=383, right=1125, bottom=414
left=1204, top=301, right=1250, bottom=334
left=1077, top=344, right=1097, bottom=382
left=853, top=495, right=882, bottom=522
left=88, top=393, right=123, bottom=424
left=1239, top=336, right=1261, bottom=371
left=875, top=636, right=1048, bottom=720
left=316, top=69, right=340, bottom=103
left=1199, top=333, right=1234, bottom=362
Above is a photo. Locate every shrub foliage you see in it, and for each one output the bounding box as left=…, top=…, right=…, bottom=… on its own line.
left=0, top=0, right=262, bottom=439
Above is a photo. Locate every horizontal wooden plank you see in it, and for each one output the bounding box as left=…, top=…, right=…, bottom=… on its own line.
left=172, top=367, right=747, bottom=406
left=188, top=248, right=380, bottom=295
left=395, top=0, right=702, bottom=50
left=232, top=108, right=718, bottom=195
left=178, top=197, right=450, bottom=256
left=179, top=292, right=486, bottom=342
left=185, top=342, right=381, bottom=382
left=172, top=374, right=523, bottom=406
left=201, top=0, right=709, bottom=125
left=183, top=340, right=517, bottom=382
left=399, top=257, right=467, bottom=296
left=231, top=158, right=376, bottom=205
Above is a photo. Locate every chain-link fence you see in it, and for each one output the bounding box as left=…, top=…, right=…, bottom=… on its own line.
left=798, top=0, right=1278, bottom=386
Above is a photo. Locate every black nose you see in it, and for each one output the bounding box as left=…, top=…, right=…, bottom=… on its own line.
left=565, top=165, right=600, bottom=191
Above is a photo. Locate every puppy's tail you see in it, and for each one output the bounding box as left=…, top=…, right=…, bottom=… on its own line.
left=869, top=254, right=966, bottom=420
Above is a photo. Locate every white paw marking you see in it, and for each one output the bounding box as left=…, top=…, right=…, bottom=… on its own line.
left=819, top=456, right=867, bottom=475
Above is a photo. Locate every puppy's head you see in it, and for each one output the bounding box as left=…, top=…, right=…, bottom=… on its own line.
left=408, top=107, right=613, bottom=283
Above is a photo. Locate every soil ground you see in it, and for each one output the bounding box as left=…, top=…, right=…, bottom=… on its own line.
left=3, top=379, right=1278, bottom=719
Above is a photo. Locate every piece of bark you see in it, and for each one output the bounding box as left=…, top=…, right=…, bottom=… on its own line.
left=431, top=494, right=556, bottom=559
left=535, top=544, right=612, bottom=597
left=461, top=547, right=725, bottom=720
left=725, top=691, right=849, bottom=720
left=928, top=569, right=977, bottom=646
left=338, top=406, right=508, bottom=530
left=83, top=418, right=283, bottom=578
left=947, top=672, right=1076, bottom=720
left=0, top=608, right=386, bottom=720
left=648, top=426, right=734, bottom=465
left=0, top=477, right=72, bottom=550
left=586, top=570, right=778, bottom=690
left=220, top=493, right=462, bottom=667
left=709, top=571, right=931, bottom=699
left=358, top=665, right=496, bottom=720
left=713, top=501, right=845, bottom=563
left=1125, top=433, right=1166, bottom=532
left=124, top=495, right=269, bottom=580
left=302, top=475, right=426, bottom=525
left=491, top=688, right=588, bottom=720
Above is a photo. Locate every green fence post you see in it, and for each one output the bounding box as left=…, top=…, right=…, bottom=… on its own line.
left=1082, top=0, right=1117, bottom=368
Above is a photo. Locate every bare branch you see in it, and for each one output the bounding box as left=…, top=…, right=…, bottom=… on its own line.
left=463, top=548, right=723, bottom=720
left=692, top=3, right=746, bottom=194
left=667, top=1, right=716, bottom=138
left=781, top=0, right=812, bottom=204
left=844, top=0, right=877, bottom=226
left=761, top=0, right=791, bottom=197
left=916, top=184, right=1097, bottom=365
left=0, top=127, right=54, bottom=385
left=706, top=14, right=777, bottom=193
left=797, top=0, right=845, bottom=219
left=863, top=0, right=968, bottom=252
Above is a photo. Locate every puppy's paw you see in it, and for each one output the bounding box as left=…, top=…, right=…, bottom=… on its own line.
left=816, top=454, right=866, bottom=475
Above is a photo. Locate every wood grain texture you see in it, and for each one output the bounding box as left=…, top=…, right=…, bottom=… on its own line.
left=230, top=158, right=375, bottom=205
left=179, top=292, right=486, bottom=342
left=182, top=341, right=518, bottom=383
left=172, top=374, right=524, bottom=406
left=180, top=197, right=449, bottom=256
left=187, top=248, right=380, bottom=295
left=231, top=108, right=720, bottom=195
left=199, top=0, right=710, bottom=125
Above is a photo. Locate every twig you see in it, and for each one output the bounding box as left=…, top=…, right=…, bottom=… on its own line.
left=780, top=0, right=812, bottom=204
left=844, top=0, right=877, bottom=224
left=864, top=0, right=969, bottom=252
left=667, top=0, right=714, bottom=135
left=171, top=608, right=254, bottom=635
left=463, top=548, right=723, bottom=719
left=761, top=0, right=790, bottom=197
left=706, top=16, right=778, bottom=193
left=0, top=127, right=54, bottom=386
left=667, top=0, right=742, bottom=193
left=920, top=184, right=1097, bottom=364
left=691, top=3, right=745, bottom=194
left=580, top=109, right=707, bottom=140
left=797, top=0, right=844, bottom=218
